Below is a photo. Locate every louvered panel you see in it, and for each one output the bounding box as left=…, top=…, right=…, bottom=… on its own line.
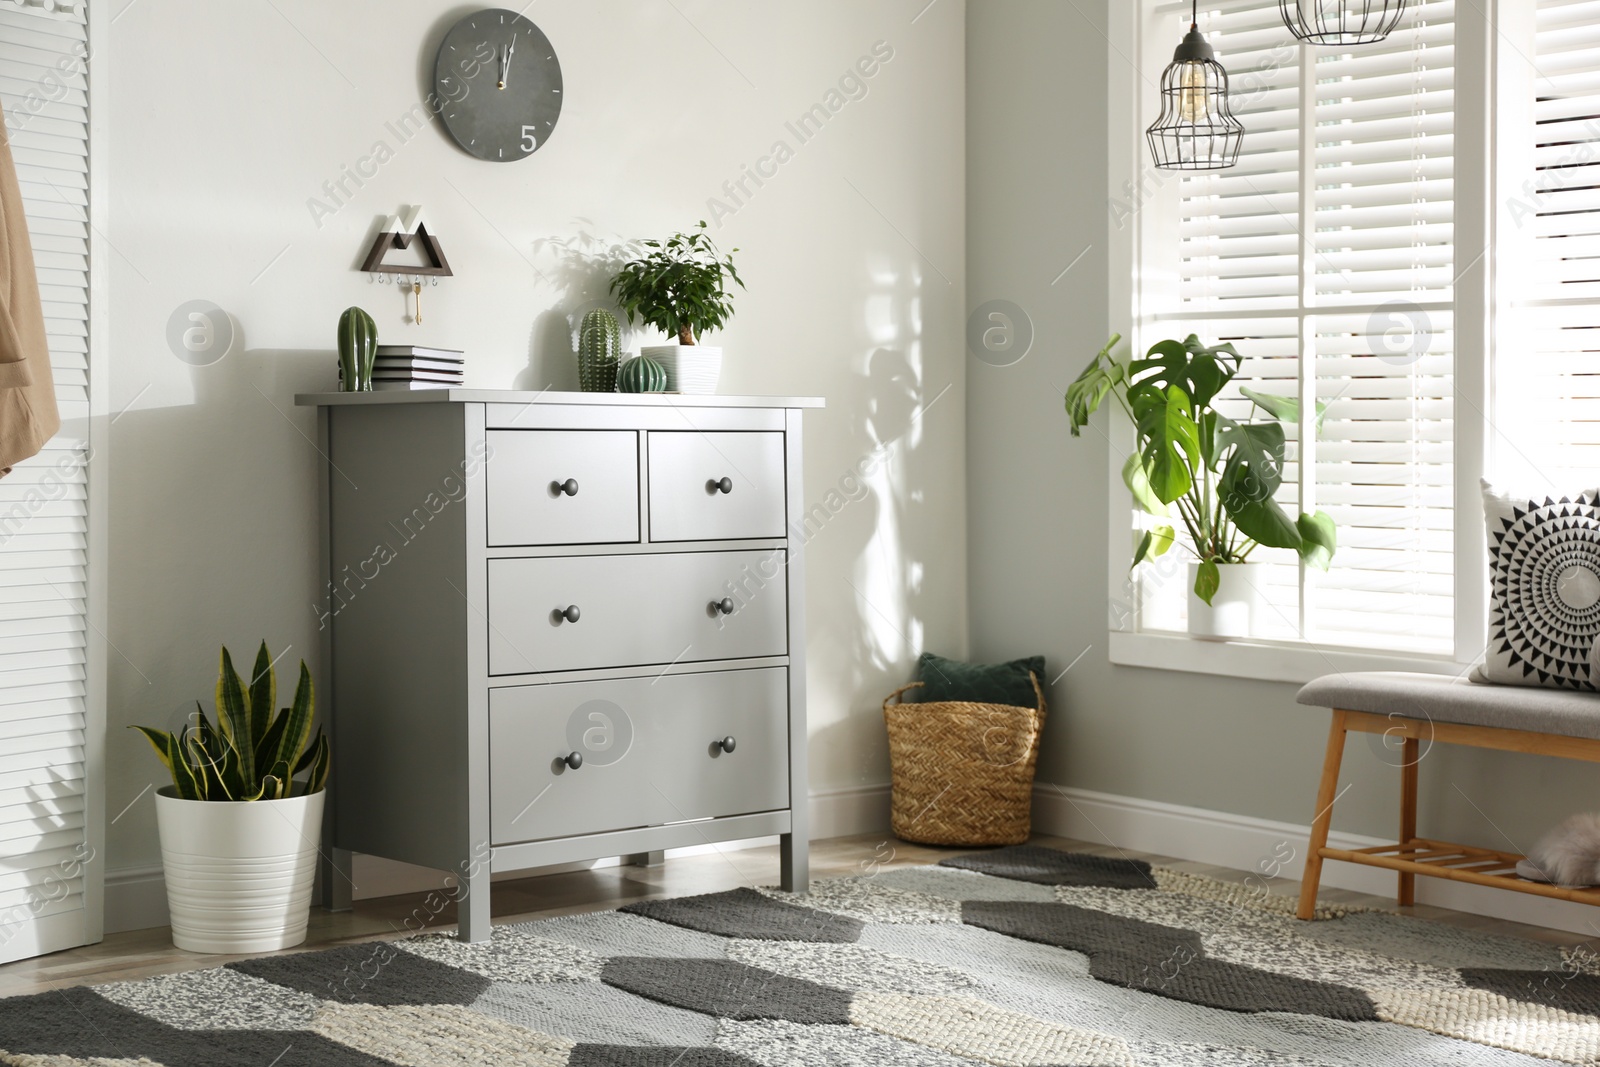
left=1505, top=0, right=1600, bottom=493
left=0, top=705, right=84, bottom=743
left=0, top=0, right=91, bottom=968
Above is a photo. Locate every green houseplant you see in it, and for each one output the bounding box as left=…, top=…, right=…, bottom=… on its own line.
left=1067, top=334, right=1337, bottom=637
left=609, top=221, right=744, bottom=394
left=132, top=643, right=330, bottom=953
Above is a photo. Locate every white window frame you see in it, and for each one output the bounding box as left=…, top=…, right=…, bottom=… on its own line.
left=1105, top=1, right=1492, bottom=683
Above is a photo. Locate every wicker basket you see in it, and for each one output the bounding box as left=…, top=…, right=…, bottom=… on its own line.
left=882, top=673, right=1046, bottom=847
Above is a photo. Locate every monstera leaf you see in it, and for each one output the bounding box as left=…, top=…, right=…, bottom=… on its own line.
left=1131, top=384, right=1200, bottom=505
left=1129, top=335, right=1241, bottom=411
left=1066, top=333, right=1126, bottom=436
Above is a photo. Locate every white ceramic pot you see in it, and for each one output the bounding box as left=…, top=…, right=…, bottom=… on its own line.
left=155, top=786, right=325, bottom=954
left=1187, top=562, right=1265, bottom=640
left=644, top=344, right=722, bottom=395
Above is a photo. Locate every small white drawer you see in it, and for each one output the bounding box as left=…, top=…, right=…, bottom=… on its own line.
left=486, top=430, right=639, bottom=546
left=487, top=549, right=789, bottom=675
left=488, top=667, right=790, bottom=845
left=648, top=432, right=786, bottom=542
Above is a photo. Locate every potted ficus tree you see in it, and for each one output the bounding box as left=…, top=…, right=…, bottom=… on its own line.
left=609, top=221, right=744, bottom=394
left=1067, top=334, right=1337, bottom=639
left=133, top=643, right=330, bottom=953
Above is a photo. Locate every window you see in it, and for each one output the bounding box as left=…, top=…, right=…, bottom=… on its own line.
left=1497, top=0, right=1600, bottom=492
left=1109, top=0, right=1494, bottom=677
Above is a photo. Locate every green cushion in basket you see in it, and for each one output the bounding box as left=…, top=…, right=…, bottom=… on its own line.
left=913, top=652, right=1045, bottom=708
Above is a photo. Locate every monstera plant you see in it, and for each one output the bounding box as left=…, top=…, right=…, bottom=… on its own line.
left=1067, top=333, right=1336, bottom=606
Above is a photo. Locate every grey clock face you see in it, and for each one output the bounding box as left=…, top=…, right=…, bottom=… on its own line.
left=434, top=9, right=562, bottom=162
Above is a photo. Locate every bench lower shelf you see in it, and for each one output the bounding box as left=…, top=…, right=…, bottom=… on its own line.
left=1319, top=837, right=1600, bottom=906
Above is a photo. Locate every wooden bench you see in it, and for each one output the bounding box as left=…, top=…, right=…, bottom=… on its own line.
left=1295, top=671, right=1600, bottom=920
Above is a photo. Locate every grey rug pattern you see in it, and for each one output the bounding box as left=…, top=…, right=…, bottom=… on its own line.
left=1, top=846, right=1595, bottom=1065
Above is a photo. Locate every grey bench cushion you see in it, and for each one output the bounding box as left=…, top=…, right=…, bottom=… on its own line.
left=1297, top=672, right=1600, bottom=740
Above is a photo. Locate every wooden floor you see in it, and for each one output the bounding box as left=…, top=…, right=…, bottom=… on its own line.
left=1, top=832, right=1593, bottom=999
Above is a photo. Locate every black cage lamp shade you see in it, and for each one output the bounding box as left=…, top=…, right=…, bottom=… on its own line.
left=1146, top=8, right=1244, bottom=172
left=1280, top=0, right=1407, bottom=45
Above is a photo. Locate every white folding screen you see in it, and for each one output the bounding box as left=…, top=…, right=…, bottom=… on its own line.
left=0, top=0, right=99, bottom=966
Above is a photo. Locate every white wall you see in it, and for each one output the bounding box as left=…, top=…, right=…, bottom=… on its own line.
left=102, top=1, right=966, bottom=900
left=966, top=0, right=1600, bottom=857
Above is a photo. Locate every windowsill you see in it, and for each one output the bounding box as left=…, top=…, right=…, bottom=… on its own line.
left=1108, top=630, right=1473, bottom=686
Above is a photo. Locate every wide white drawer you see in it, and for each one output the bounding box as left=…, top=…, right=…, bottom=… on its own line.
left=648, top=431, right=786, bottom=542
left=487, top=550, right=788, bottom=675
left=488, top=668, right=790, bottom=845
left=486, top=430, right=639, bottom=546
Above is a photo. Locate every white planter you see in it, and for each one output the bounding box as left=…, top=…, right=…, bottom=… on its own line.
left=155, top=786, right=325, bottom=954
left=1187, top=562, right=1265, bottom=640
left=644, top=344, right=722, bottom=395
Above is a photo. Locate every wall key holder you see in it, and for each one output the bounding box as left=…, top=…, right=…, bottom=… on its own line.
left=362, top=206, right=451, bottom=324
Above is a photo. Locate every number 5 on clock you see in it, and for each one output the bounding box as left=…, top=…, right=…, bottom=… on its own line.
left=521, top=125, right=539, bottom=153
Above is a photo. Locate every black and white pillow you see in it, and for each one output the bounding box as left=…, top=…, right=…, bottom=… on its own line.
left=1477, top=479, right=1600, bottom=691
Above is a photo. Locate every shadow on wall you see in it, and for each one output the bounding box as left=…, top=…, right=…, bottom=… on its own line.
left=519, top=226, right=646, bottom=392
left=806, top=261, right=947, bottom=782
left=105, top=344, right=335, bottom=858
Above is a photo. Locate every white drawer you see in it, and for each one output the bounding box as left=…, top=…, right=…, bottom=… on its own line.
left=486, top=430, right=639, bottom=546
left=488, top=668, right=790, bottom=845
left=648, top=432, right=786, bottom=542
left=487, top=550, right=788, bottom=675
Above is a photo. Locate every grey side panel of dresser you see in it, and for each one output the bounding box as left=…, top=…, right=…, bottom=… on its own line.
left=327, top=403, right=473, bottom=875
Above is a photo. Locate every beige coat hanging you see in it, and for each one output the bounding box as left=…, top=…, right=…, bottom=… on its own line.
left=0, top=98, right=58, bottom=475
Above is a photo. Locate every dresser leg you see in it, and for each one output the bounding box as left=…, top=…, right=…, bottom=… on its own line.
left=457, top=870, right=492, bottom=943
left=780, top=833, right=809, bottom=894
left=630, top=851, right=664, bottom=868
left=322, top=847, right=354, bottom=912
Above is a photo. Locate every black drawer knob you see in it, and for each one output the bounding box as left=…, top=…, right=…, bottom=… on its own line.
left=717, top=736, right=737, bottom=754
left=709, top=477, right=733, bottom=494
left=712, top=597, right=735, bottom=616
left=554, top=478, right=580, bottom=496
left=563, top=751, right=583, bottom=770
left=558, top=605, right=581, bottom=624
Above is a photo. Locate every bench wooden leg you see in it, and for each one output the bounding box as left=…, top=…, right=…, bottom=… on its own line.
left=1298, top=709, right=1348, bottom=920
left=1399, top=735, right=1419, bottom=907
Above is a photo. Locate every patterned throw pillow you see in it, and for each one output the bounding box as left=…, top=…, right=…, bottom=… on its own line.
left=1478, top=479, right=1600, bottom=691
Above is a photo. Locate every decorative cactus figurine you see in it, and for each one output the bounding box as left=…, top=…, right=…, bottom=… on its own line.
left=337, top=306, right=378, bottom=391
left=577, top=309, right=622, bottom=393
left=616, top=352, right=667, bottom=393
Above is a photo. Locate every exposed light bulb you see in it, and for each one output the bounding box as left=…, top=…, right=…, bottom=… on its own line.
left=1178, top=61, right=1210, bottom=123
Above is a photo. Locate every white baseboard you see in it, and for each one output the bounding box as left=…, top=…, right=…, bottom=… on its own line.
left=103, top=784, right=895, bottom=934
left=1034, top=784, right=1600, bottom=937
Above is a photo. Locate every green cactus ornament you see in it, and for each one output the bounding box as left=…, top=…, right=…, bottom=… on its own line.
left=577, top=309, right=622, bottom=393
left=337, top=306, right=378, bottom=391
left=616, top=352, right=667, bottom=393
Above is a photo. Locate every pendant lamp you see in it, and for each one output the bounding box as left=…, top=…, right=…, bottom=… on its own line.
left=1147, top=0, right=1244, bottom=171
left=1280, top=0, right=1407, bottom=45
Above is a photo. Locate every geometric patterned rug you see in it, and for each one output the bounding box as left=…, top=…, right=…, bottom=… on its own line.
left=2, top=844, right=1596, bottom=1066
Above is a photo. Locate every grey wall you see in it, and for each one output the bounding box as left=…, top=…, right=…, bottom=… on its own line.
left=104, top=0, right=967, bottom=881
left=965, top=0, right=1599, bottom=849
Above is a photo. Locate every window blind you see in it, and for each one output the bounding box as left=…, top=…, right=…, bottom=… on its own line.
left=0, top=0, right=92, bottom=966
left=1144, top=0, right=1455, bottom=654
left=1498, top=0, right=1600, bottom=492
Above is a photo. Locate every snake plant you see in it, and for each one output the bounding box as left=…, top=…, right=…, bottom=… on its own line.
left=133, top=643, right=330, bottom=801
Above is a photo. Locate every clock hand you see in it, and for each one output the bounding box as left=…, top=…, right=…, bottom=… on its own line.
left=502, top=33, right=516, bottom=90
left=497, top=43, right=507, bottom=90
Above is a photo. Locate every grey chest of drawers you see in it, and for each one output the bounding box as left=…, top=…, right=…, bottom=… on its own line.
left=295, top=390, right=822, bottom=942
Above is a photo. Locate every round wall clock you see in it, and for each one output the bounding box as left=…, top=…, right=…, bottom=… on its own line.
left=434, top=9, right=562, bottom=162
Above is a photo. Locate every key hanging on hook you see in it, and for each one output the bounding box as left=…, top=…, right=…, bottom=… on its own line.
left=413, top=281, right=423, bottom=325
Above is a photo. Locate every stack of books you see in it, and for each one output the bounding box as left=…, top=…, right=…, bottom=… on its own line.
left=372, top=345, right=465, bottom=390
